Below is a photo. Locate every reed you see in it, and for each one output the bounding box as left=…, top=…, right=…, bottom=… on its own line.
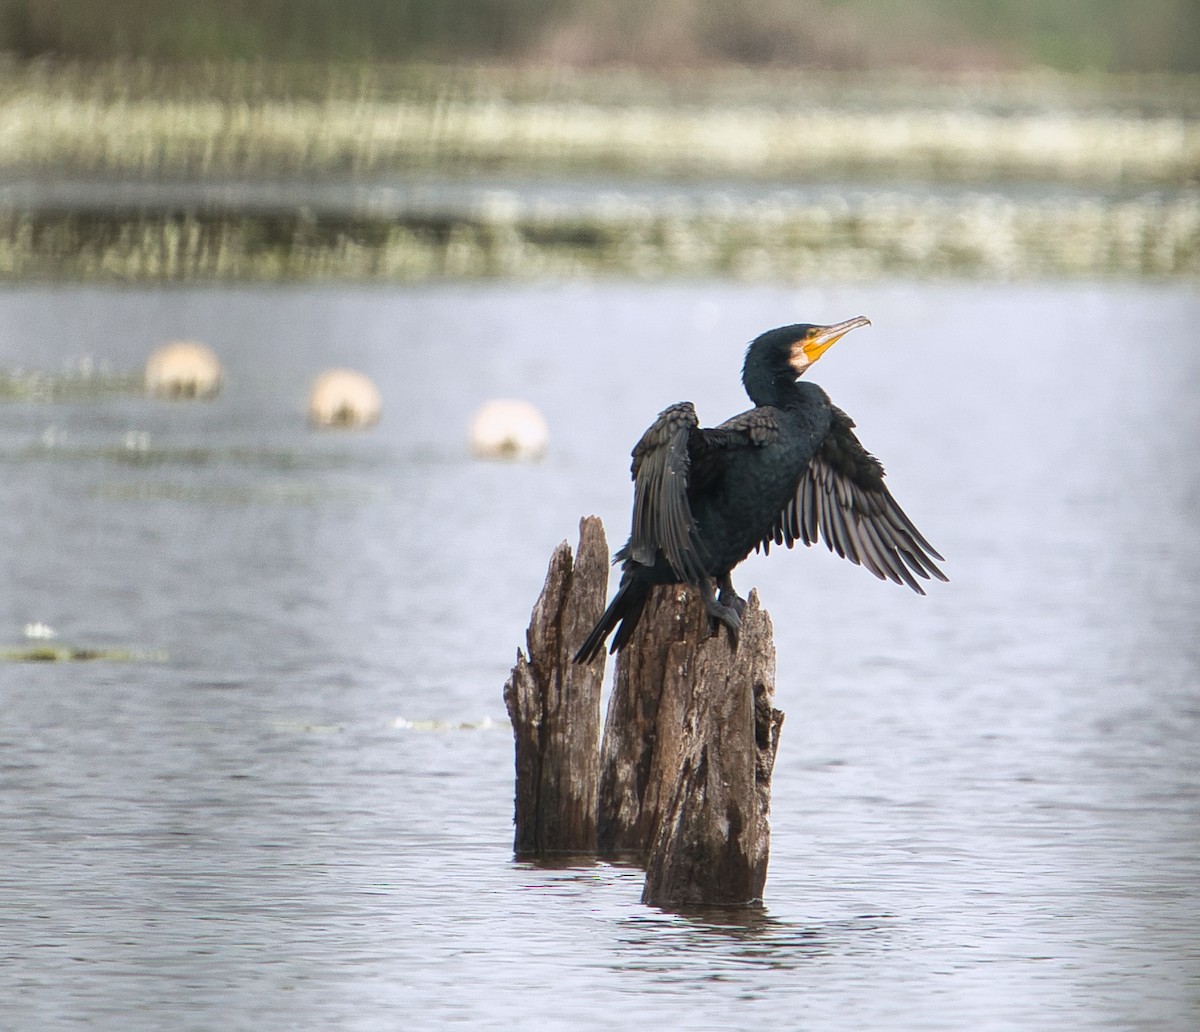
left=2, top=190, right=1196, bottom=281
left=2, top=62, right=1198, bottom=186
left=3, top=90, right=1197, bottom=186
left=1, top=62, right=1197, bottom=280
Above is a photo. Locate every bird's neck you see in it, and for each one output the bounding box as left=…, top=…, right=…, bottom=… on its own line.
left=743, top=368, right=803, bottom=409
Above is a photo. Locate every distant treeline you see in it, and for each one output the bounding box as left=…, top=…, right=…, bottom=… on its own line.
left=2, top=0, right=1199, bottom=73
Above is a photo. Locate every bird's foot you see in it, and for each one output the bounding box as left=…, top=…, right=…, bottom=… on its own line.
left=704, top=598, right=742, bottom=649
left=718, top=587, right=746, bottom=619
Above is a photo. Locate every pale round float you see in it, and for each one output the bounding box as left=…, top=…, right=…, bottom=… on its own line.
left=144, top=340, right=222, bottom=399
left=308, top=368, right=382, bottom=429
left=469, top=399, right=549, bottom=460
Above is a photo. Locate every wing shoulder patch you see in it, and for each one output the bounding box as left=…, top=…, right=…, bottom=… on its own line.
left=630, top=401, right=698, bottom=478
left=711, top=407, right=781, bottom=447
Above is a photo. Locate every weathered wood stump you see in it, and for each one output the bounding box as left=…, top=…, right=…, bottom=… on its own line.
left=505, top=516, right=785, bottom=908
left=606, top=586, right=783, bottom=906
left=502, top=516, right=608, bottom=856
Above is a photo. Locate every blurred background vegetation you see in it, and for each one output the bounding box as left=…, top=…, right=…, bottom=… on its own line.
left=1, top=2, right=1196, bottom=282
left=2, top=0, right=1198, bottom=73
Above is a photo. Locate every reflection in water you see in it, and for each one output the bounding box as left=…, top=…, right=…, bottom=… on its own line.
left=0, top=281, right=1197, bottom=1031
left=621, top=907, right=894, bottom=969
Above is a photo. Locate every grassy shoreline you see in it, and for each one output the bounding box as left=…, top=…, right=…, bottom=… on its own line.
left=1, top=62, right=1197, bottom=281
left=4, top=63, right=1198, bottom=186
left=4, top=190, right=1195, bottom=282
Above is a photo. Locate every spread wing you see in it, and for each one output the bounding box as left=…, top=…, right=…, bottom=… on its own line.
left=765, top=405, right=947, bottom=593
left=628, top=402, right=707, bottom=583
left=628, top=403, right=782, bottom=584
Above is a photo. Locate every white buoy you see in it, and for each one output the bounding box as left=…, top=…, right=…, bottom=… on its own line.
left=145, top=340, right=222, bottom=399
left=469, top=399, right=548, bottom=460
left=308, top=368, right=382, bottom=430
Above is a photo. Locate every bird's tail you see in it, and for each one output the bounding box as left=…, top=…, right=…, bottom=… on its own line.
left=573, top=576, right=652, bottom=664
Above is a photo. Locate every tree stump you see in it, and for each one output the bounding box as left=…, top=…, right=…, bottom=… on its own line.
left=631, top=589, right=782, bottom=907
left=505, top=517, right=785, bottom=908
left=502, top=516, right=608, bottom=856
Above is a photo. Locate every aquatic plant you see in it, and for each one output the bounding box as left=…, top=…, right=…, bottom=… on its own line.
left=2, top=188, right=1195, bottom=281
left=1, top=63, right=1197, bottom=281
left=2, top=62, right=1198, bottom=186
left=0, top=644, right=164, bottom=662
left=2, top=89, right=1197, bottom=187
left=0, top=366, right=142, bottom=400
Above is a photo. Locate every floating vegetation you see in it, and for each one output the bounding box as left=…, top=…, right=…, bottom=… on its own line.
left=270, top=720, right=346, bottom=735
left=0, top=367, right=143, bottom=401
left=0, top=643, right=165, bottom=662
left=8, top=437, right=379, bottom=472
left=392, top=715, right=500, bottom=731
left=89, top=480, right=375, bottom=505
left=2, top=189, right=1195, bottom=281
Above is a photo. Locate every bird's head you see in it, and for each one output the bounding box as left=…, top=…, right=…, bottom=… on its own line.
left=743, top=317, right=871, bottom=401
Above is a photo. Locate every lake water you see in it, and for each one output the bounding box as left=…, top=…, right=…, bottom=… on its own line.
left=1, top=280, right=1197, bottom=1030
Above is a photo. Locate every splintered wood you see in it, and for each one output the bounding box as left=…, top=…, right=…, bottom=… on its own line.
left=505, top=516, right=784, bottom=908
left=503, top=516, right=608, bottom=856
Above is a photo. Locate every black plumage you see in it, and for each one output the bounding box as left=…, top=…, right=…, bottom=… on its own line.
left=574, top=317, right=946, bottom=663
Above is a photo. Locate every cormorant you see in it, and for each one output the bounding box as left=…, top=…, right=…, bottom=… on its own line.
left=574, top=317, right=946, bottom=663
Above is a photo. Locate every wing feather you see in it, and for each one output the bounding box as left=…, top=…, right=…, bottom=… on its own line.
left=628, top=402, right=709, bottom=584
left=764, top=404, right=946, bottom=592
left=627, top=402, right=783, bottom=583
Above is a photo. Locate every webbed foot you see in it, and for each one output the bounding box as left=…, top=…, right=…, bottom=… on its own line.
left=703, top=597, right=742, bottom=648
left=716, top=573, right=746, bottom=624
left=718, top=587, right=746, bottom=619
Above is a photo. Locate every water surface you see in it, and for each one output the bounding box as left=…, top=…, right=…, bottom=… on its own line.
left=0, top=281, right=1197, bottom=1030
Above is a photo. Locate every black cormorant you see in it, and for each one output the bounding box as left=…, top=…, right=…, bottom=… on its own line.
left=574, top=317, right=946, bottom=663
